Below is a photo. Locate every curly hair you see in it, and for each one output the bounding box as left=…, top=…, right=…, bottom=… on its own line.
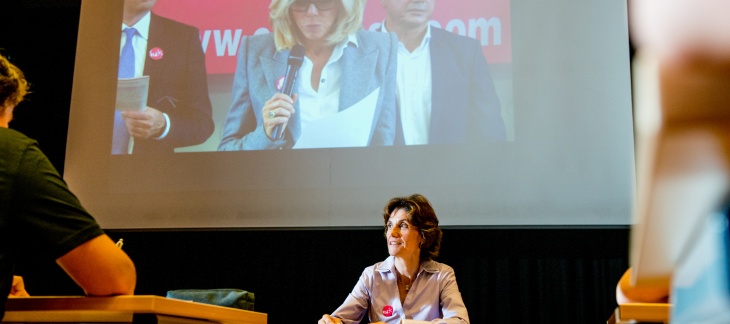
left=383, top=194, right=443, bottom=261
left=0, top=54, right=29, bottom=113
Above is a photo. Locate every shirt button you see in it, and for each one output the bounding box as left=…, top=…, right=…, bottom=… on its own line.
left=321, top=79, right=325, bottom=83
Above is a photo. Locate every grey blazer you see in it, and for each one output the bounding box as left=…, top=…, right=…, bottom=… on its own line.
left=218, top=30, right=398, bottom=150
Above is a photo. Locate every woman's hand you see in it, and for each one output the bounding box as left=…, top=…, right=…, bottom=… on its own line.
left=262, top=93, right=296, bottom=140
left=318, top=314, right=343, bottom=324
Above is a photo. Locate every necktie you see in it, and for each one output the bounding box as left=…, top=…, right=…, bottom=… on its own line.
left=112, top=27, right=137, bottom=154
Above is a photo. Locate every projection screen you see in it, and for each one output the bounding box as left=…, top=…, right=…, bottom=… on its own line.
left=64, top=0, right=634, bottom=229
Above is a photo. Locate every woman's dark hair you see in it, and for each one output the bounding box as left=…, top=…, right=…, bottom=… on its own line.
left=383, top=194, right=443, bottom=261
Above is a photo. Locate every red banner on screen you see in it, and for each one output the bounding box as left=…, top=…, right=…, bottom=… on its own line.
left=153, top=0, right=511, bottom=74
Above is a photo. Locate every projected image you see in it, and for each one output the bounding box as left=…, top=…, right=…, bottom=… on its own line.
left=71, top=0, right=634, bottom=228
left=113, top=0, right=215, bottom=155
left=113, top=0, right=514, bottom=153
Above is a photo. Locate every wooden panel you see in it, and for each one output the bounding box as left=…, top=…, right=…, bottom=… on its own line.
left=3, top=296, right=266, bottom=324
left=609, top=303, right=671, bottom=323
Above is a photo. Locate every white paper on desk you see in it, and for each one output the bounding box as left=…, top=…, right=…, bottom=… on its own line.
left=115, top=76, right=149, bottom=111
left=293, top=87, right=380, bottom=149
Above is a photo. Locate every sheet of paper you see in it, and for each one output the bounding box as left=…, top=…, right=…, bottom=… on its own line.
left=115, top=76, right=149, bottom=111
left=293, top=87, right=380, bottom=149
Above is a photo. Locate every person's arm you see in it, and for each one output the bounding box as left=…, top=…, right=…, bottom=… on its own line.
left=219, top=36, right=284, bottom=151
left=368, top=32, right=398, bottom=146
left=325, top=269, right=373, bottom=324
left=437, top=267, right=469, bottom=324
left=468, top=38, right=505, bottom=142
left=158, top=24, right=214, bottom=147
left=56, top=234, right=136, bottom=296
left=12, top=136, right=136, bottom=297
left=318, top=314, right=344, bottom=324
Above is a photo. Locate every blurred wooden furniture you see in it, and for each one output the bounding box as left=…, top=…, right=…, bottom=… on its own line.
left=607, top=303, right=671, bottom=324
left=2, top=295, right=267, bottom=323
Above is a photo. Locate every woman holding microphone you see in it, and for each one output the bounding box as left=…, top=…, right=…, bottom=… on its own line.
left=218, top=0, right=397, bottom=150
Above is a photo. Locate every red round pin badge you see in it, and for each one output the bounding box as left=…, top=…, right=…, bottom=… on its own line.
left=382, top=305, right=394, bottom=317
left=149, top=47, right=164, bottom=60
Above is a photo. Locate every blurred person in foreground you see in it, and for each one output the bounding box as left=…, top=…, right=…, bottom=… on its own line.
left=0, top=53, right=136, bottom=320
left=616, top=0, right=730, bottom=304
left=218, top=0, right=397, bottom=150
left=318, top=194, right=469, bottom=324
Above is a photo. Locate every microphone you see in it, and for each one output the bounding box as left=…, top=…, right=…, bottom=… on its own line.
left=273, top=44, right=305, bottom=140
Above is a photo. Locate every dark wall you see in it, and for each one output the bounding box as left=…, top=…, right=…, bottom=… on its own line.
left=5, top=1, right=629, bottom=323
left=4, top=0, right=80, bottom=173
left=17, top=228, right=628, bottom=324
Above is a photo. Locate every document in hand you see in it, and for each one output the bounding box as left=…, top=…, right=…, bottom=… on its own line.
left=293, top=87, right=380, bottom=149
left=115, top=76, right=150, bottom=111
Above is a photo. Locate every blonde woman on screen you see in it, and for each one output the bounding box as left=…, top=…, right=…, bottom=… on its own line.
left=218, top=0, right=397, bottom=150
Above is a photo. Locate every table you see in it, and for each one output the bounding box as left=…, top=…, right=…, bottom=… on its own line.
left=2, top=295, right=267, bottom=323
left=607, top=303, right=671, bottom=324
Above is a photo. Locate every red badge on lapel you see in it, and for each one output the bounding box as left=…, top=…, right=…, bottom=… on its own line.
left=149, top=47, right=164, bottom=60
left=382, top=305, right=394, bottom=317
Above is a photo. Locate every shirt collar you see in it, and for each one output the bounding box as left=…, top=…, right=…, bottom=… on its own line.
left=421, top=25, right=432, bottom=47
left=376, top=256, right=439, bottom=274
left=380, top=20, right=389, bottom=33
left=380, top=20, right=431, bottom=52
left=122, top=11, right=151, bottom=40
left=327, top=33, right=358, bottom=64
left=342, top=33, right=359, bottom=49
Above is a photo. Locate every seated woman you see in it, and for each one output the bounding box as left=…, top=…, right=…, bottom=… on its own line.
left=218, top=0, right=397, bottom=150
left=318, top=194, right=469, bottom=324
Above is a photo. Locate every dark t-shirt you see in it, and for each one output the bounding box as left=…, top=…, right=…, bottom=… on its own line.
left=0, top=127, right=104, bottom=318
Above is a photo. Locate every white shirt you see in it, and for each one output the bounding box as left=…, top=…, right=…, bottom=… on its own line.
left=382, top=22, right=433, bottom=145
left=297, top=34, right=358, bottom=129
left=121, top=12, right=171, bottom=139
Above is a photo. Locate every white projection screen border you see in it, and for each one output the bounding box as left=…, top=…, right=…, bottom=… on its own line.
left=64, top=0, right=634, bottom=229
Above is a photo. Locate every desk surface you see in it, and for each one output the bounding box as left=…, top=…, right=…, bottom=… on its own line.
left=607, top=303, right=671, bottom=324
left=3, top=295, right=267, bottom=324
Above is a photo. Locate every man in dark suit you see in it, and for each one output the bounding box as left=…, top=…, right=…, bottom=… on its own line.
left=380, top=0, right=506, bottom=145
left=113, top=0, right=213, bottom=154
